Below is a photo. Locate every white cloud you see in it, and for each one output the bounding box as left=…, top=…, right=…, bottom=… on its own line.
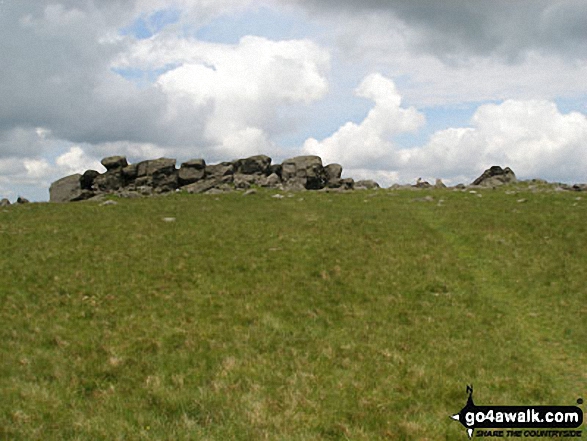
left=23, top=158, right=53, bottom=181
left=398, top=100, right=587, bottom=183
left=140, top=34, right=331, bottom=158
left=302, top=73, right=424, bottom=167
left=302, top=75, right=587, bottom=186
left=310, top=11, right=587, bottom=107
left=55, top=146, right=103, bottom=175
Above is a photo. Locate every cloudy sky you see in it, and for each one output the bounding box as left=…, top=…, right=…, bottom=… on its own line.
left=1, top=0, right=586, bottom=200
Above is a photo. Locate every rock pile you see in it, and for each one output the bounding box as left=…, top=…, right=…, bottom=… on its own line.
left=42, top=160, right=586, bottom=204
left=472, top=166, right=517, bottom=187
left=0, top=197, right=28, bottom=206
left=49, top=154, right=363, bottom=202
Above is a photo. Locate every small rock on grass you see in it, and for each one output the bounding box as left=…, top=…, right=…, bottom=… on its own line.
left=100, top=200, right=118, bottom=206
left=162, top=217, right=176, bottom=222
left=412, top=195, right=434, bottom=202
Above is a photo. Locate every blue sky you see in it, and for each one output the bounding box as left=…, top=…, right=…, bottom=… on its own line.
left=1, top=1, right=586, bottom=200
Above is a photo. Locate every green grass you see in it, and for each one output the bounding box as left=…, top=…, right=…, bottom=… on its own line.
left=1, top=188, right=586, bottom=440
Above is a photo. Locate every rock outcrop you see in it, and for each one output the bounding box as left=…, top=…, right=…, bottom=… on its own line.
left=472, top=166, right=517, bottom=187
left=49, top=174, right=93, bottom=203
left=49, top=154, right=373, bottom=202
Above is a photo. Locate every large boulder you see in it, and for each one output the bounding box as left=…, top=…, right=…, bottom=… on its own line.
left=234, top=155, right=271, bottom=175
left=135, top=158, right=178, bottom=192
left=260, top=173, right=281, bottom=187
left=101, top=156, right=128, bottom=171
left=0, top=198, right=10, bottom=207
left=414, top=178, right=431, bottom=188
left=136, top=158, right=176, bottom=177
left=435, top=178, right=447, bottom=189
left=206, top=162, right=234, bottom=179
left=233, top=173, right=258, bottom=189
left=50, top=174, right=92, bottom=202
left=268, top=164, right=282, bottom=177
left=355, top=179, right=380, bottom=190
left=473, top=166, right=517, bottom=187
left=122, top=163, right=139, bottom=182
left=181, top=175, right=232, bottom=194
left=324, top=163, right=342, bottom=182
left=281, top=155, right=326, bottom=190
left=80, top=170, right=100, bottom=190
left=282, top=177, right=307, bottom=192
left=93, top=170, right=125, bottom=192
left=178, top=159, right=206, bottom=185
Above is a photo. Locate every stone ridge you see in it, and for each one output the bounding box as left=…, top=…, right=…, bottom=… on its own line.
left=48, top=154, right=378, bottom=203
left=43, top=157, right=586, bottom=204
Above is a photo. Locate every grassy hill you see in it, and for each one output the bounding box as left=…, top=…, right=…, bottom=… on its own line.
left=1, top=187, right=585, bottom=440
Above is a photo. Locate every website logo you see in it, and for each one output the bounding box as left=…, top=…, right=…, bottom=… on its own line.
left=451, top=385, right=584, bottom=439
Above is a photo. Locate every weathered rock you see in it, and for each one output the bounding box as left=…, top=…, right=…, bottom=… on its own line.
left=205, top=188, right=226, bottom=195
left=16, top=196, right=30, bottom=204
left=178, top=159, right=206, bottom=185
left=182, top=176, right=231, bottom=194
left=100, top=200, right=118, bottom=206
left=101, top=156, right=128, bottom=171
left=340, top=178, right=355, bottom=190
left=413, top=195, right=435, bottom=202
left=234, top=155, right=271, bottom=175
left=327, top=178, right=355, bottom=190
left=233, top=173, right=258, bottom=189
left=117, top=190, right=142, bottom=199
left=49, top=153, right=440, bottom=201
left=390, top=183, right=408, bottom=190
left=50, top=174, right=92, bottom=202
left=473, top=166, right=517, bottom=187
left=133, top=158, right=178, bottom=192
left=206, top=162, right=234, bottom=179
left=262, top=173, right=281, bottom=187
left=0, top=198, right=10, bottom=207
left=324, top=163, right=342, bottom=182
left=122, top=163, right=139, bottom=182
left=80, top=170, right=100, bottom=190
left=435, top=178, right=447, bottom=189
left=414, top=178, right=431, bottom=188
left=153, top=172, right=179, bottom=192
left=136, top=158, right=176, bottom=178
left=282, top=177, right=307, bottom=192
left=281, top=155, right=326, bottom=190
left=93, top=170, right=124, bottom=192
left=268, top=164, right=282, bottom=177
left=355, top=180, right=380, bottom=190
left=136, top=185, right=153, bottom=196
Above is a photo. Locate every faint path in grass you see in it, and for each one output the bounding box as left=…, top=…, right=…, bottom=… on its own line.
left=406, top=190, right=587, bottom=404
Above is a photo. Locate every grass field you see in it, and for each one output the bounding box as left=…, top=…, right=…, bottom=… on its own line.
left=1, top=187, right=586, bottom=440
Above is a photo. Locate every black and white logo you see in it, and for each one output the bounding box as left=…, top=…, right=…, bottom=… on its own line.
left=451, top=385, right=584, bottom=439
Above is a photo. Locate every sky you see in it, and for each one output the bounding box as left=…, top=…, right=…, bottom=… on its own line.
left=1, top=0, right=586, bottom=201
